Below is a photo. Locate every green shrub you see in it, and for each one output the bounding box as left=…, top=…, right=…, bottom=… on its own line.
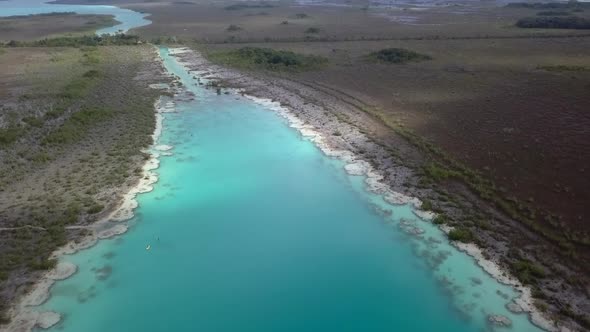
left=224, top=2, right=274, bottom=10
left=448, top=227, right=473, bottom=242
left=0, top=126, right=23, bottom=146
left=31, top=152, right=52, bottom=163
left=87, top=203, right=104, bottom=214
left=506, top=2, right=590, bottom=10
left=44, top=107, right=114, bottom=145
left=22, top=116, right=44, bottom=128
left=421, top=198, right=433, bottom=211
left=227, top=24, right=242, bottom=32
left=423, top=162, right=459, bottom=181
left=516, top=16, right=590, bottom=29
left=83, top=69, right=100, bottom=78
left=536, top=10, right=571, bottom=16
left=537, top=65, right=588, bottom=72
left=433, top=214, right=449, bottom=225
left=28, top=257, right=57, bottom=270
left=209, top=47, right=327, bottom=72
left=45, top=108, right=66, bottom=119
left=512, top=259, right=546, bottom=284
left=2, top=34, right=141, bottom=48
left=367, top=48, right=432, bottom=64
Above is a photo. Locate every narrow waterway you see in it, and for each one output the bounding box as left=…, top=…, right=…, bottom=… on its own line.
left=0, top=0, right=149, bottom=34
left=31, top=47, right=543, bottom=331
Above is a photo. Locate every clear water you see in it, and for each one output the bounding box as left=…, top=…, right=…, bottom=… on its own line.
left=33, top=47, right=543, bottom=331
left=0, top=0, right=149, bottom=34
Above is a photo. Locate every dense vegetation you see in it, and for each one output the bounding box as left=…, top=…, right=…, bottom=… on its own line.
left=448, top=227, right=474, bottom=243
left=227, top=24, right=242, bottom=32
left=224, top=2, right=274, bottom=10
left=536, top=11, right=571, bottom=16
left=537, top=64, right=588, bottom=72
left=0, top=34, right=141, bottom=47
left=4, top=11, right=77, bottom=19
left=208, top=47, right=328, bottom=71
left=367, top=48, right=432, bottom=64
left=0, top=45, right=163, bottom=324
left=512, top=259, right=546, bottom=284
left=506, top=1, right=590, bottom=10
left=516, top=16, right=590, bottom=29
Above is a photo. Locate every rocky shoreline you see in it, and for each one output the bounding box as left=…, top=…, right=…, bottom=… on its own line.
left=169, top=46, right=586, bottom=332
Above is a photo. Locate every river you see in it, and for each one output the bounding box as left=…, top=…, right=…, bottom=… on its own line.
left=30, top=47, right=543, bottom=331
left=0, top=0, right=149, bottom=35
left=0, top=0, right=545, bottom=330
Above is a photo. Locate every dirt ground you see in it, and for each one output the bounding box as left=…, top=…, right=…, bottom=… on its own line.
left=0, top=13, right=118, bottom=41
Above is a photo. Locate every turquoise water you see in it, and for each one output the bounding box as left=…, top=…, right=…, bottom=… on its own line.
left=0, top=0, right=149, bottom=34
left=35, top=48, right=543, bottom=332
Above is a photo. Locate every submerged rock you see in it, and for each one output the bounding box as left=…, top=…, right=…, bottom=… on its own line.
left=95, top=265, right=113, bottom=281
left=37, top=311, right=61, bottom=329
left=470, top=277, right=483, bottom=286
left=488, top=314, right=512, bottom=327
left=506, top=301, right=524, bottom=313
left=155, top=144, right=174, bottom=151
left=344, top=162, right=369, bottom=176
left=399, top=219, right=425, bottom=236
left=97, top=224, right=128, bottom=239
left=414, top=209, right=436, bottom=220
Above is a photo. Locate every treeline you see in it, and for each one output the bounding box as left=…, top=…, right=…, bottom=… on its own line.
left=506, top=1, right=590, bottom=10
left=0, top=34, right=142, bottom=47
left=209, top=47, right=327, bottom=71
left=3, top=11, right=77, bottom=19
left=536, top=11, right=571, bottom=16
left=194, top=32, right=590, bottom=45
left=224, top=2, right=274, bottom=10
left=367, top=48, right=431, bottom=64
left=516, top=16, right=590, bottom=29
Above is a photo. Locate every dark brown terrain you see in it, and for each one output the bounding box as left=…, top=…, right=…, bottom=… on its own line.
left=0, top=12, right=118, bottom=41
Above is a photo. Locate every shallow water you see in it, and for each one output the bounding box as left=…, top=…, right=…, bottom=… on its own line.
left=34, top=48, right=543, bottom=332
left=0, top=0, right=149, bottom=34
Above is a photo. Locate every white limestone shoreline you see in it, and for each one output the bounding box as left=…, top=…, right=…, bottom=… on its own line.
left=241, top=91, right=558, bottom=331
left=250, top=90, right=561, bottom=332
